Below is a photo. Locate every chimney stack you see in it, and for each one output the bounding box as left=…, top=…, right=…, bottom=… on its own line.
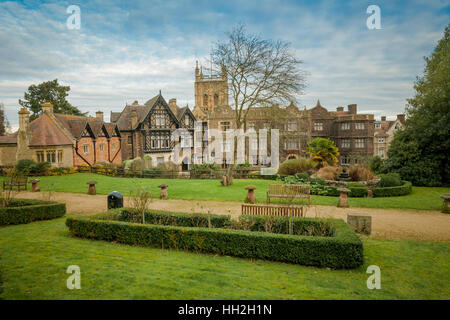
left=336, top=106, right=344, bottom=112
left=18, top=107, right=30, bottom=133
left=131, top=109, right=138, bottom=128
left=42, top=102, right=53, bottom=115
left=347, top=104, right=357, bottom=114
left=169, top=98, right=177, bottom=108
left=381, top=116, right=386, bottom=121
left=96, top=111, right=104, bottom=122
left=397, top=114, right=405, bottom=123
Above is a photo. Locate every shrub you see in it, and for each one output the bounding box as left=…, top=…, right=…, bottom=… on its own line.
left=310, top=177, right=326, bottom=185
left=379, top=173, right=402, bottom=187
left=373, top=181, right=412, bottom=197
left=15, top=159, right=35, bottom=174
left=0, top=199, right=66, bottom=226
left=348, top=166, right=375, bottom=181
left=316, top=166, right=341, bottom=180
left=278, top=158, right=313, bottom=175
left=369, top=156, right=386, bottom=174
left=347, top=182, right=369, bottom=197
left=66, top=213, right=363, bottom=269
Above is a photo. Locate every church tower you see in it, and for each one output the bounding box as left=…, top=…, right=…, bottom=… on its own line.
left=194, top=61, right=228, bottom=113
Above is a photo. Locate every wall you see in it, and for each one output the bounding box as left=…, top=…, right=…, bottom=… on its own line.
left=0, top=145, right=17, bottom=165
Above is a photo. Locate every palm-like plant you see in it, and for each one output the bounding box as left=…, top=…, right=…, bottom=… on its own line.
left=304, top=138, right=340, bottom=168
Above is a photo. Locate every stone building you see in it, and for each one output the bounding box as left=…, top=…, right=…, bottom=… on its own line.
left=0, top=102, right=122, bottom=167
left=111, top=93, right=196, bottom=169
left=373, top=114, right=405, bottom=159
left=191, top=64, right=375, bottom=165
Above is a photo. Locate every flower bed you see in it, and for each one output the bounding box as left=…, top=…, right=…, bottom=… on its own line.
left=66, top=209, right=363, bottom=269
left=0, top=199, right=66, bottom=226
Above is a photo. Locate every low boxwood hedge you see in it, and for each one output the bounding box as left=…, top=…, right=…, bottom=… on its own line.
left=66, top=210, right=363, bottom=269
left=0, top=199, right=66, bottom=226
left=373, top=181, right=412, bottom=197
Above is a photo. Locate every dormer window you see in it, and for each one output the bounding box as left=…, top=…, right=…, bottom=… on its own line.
left=185, top=114, right=190, bottom=125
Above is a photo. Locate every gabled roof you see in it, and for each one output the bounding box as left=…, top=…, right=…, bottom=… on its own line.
left=29, top=113, right=73, bottom=146
left=0, top=132, right=18, bottom=144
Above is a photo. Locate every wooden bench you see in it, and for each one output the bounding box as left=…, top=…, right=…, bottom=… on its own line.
left=266, top=184, right=310, bottom=205
left=242, top=204, right=304, bottom=217
left=2, top=176, right=28, bottom=191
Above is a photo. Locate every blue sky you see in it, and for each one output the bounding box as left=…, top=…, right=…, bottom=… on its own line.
left=0, top=0, right=449, bottom=128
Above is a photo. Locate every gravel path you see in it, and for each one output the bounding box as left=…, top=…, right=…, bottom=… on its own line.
left=18, top=191, right=450, bottom=242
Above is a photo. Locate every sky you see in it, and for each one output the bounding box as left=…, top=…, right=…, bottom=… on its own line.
left=0, top=0, right=449, bottom=129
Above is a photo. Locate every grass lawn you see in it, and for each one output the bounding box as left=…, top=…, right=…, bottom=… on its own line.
left=0, top=217, right=448, bottom=299
left=4, top=173, right=449, bottom=211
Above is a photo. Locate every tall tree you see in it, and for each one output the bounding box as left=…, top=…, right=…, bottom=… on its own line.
left=0, top=102, right=10, bottom=136
left=211, top=25, right=307, bottom=185
left=386, top=24, right=450, bottom=186
left=19, top=79, right=86, bottom=120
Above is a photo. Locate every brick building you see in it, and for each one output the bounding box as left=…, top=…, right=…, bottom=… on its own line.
left=0, top=102, right=122, bottom=167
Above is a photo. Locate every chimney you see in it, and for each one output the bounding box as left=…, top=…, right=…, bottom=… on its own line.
left=347, top=104, right=357, bottom=114
left=381, top=116, right=386, bottom=121
left=131, top=109, right=138, bottom=128
left=42, top=102, right=53, bottom=114
left=169, top=98, right=177, bottom=109
left=132, top=100, right=139, bottom=105
left=96, top=111, right=104, bottom=122
left=336, top=106, right=344, bottom=112
left=18, top=107, right=30, bottom=133
left=397, top=114, right=405, bottom=123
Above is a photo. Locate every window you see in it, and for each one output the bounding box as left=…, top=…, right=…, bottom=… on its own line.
left=155, top=114, right=166, bottom=127
left=99, top=143, right=104, bottom=152
left=355, top=123, right=365, bottom=130
left=379, top=148, right=385, bottom=159
left=36, top=151, right=45, bottom=162
left=128, top=135, right=132, bottom=144
left=341, top=122, right=350, bottom=130
left=248, top=122, right=255, bottom=130
left=185, top=114, right=190, bottom=126
left=222, top=141, right=231, bottom=152
left=214, top=94, right=219, bottom=106
left=203, top=94, right=208, bottom=107
left=374, top=123, right=381, bottom=129
left=57, top=150, right=63, bottom=163
left=341, top=139, right=351, bottom=148
left=341, top=156, right=350, bottom=165
left=314, top=122, right=323, bottom=131
left=287, top=120, right=297, bottom=131
left=355, top=139, right=365, bottom=148
left=378, top=137, right=385, bottom=143
left=112, top=142, right=117, bottom=150
left=181, top=134, right=192, bottom=148
left=47, top=150, right=56, bottom=163
left=220, top=121, right=231, bottom=132
left=83, top=144, right=90, bottom=154
left=287, top=139, right=298, bottom=149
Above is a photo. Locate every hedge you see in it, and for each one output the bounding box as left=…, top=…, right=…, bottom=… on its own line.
left=101, top=208, right=231, bottom=228
left=0, top=199, right=66, bottom=226
left=373, top=181, right=412, bottom=197
left=66, top=211, right=363, bottom=269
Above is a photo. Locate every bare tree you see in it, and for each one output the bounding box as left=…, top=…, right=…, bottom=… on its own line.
left=211, top=25, right=307, bottom=185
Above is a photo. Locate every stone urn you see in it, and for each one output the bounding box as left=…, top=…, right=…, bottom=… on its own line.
left=337, top=187, right=351, bottom=208
left=158, top=184, right=168, bottom=200
left=244, top=185, right=257, bottom=204
left=29, top=179, right=40, bottom=192
left=440, top=194, right=450, bottom=214
left=86, top=180, right=97, bottom=195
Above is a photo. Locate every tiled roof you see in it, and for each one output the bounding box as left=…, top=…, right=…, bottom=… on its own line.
left=29, top=113, right=73, bottom=146
left=0, top=131, right=18, bottom=144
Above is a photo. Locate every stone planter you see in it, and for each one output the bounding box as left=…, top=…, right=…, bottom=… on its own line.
left=440, top=194, right=450, bottom=214
left=158, top=184, right=168, bottom=200
left=337, top=187, right=350, bottom=208
left=244, top=185, right=257, bottom=204
left=86, top=181, right=97, bottom=195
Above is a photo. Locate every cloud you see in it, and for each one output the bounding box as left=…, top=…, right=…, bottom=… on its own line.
left=0, top=0, right=448, bottom=127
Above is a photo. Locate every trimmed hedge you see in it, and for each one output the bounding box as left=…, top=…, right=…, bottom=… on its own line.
left=373, top=181, right=412, bottom=197
left=66, top=211, right=363, bottom=269
left=347, top=183, right=369, bottom=198
left=102, top=208, right=231, bottom=228
left=0, top=199, right=66, bottom=226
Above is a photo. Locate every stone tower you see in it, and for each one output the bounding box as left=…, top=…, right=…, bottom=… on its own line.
left=194, top=61, right=228, bottom=113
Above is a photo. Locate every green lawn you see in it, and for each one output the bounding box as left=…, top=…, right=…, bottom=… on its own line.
left=0, top=217, right=448, bottom=299
left=4, top=173, right=449, bottom=211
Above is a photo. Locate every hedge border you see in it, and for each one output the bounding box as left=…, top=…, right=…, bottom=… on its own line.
left=372, top=181, right=412, bottom=197
left=0, top=199, right=66, bottom=226
left=66, top=211, right=363, bottom=269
